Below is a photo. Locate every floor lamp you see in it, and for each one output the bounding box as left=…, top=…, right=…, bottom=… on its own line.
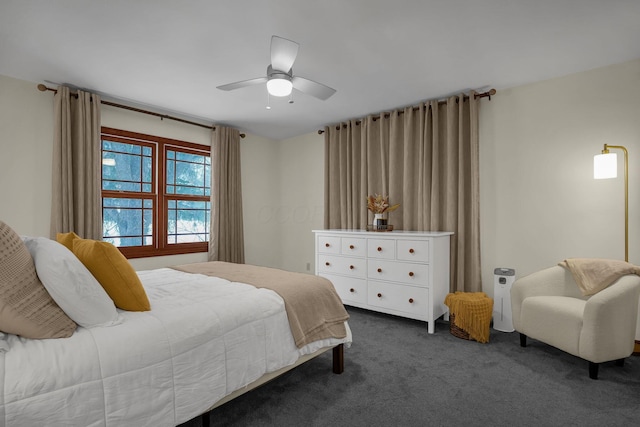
left=594, top=144, right=640, bottom=354
left=593, top=144, right=628, bottom=262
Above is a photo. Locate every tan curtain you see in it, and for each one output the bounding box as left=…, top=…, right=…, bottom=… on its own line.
left=209, top=126, right=245, bottom=263
left=324, top=92, right=481, bottom=292
left=50, top=86, right=102, bottom=240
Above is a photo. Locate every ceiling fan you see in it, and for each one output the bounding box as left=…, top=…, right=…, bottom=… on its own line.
left=216, top=35, right=336, bottom=101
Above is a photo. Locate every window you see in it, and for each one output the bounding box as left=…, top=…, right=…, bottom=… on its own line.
left=101, top=127, right=211, bottom=258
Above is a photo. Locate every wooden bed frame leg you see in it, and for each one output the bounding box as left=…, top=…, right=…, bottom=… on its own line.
left=201, top=411, right=211, bottom=426
left=333, top=344, right=344, bottom=374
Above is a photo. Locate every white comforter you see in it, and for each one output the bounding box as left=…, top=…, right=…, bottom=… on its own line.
left=0, top=268, right=351, bottom=427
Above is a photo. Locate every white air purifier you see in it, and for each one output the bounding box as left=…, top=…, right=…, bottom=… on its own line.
left=493, top=268, right=515, bottom=332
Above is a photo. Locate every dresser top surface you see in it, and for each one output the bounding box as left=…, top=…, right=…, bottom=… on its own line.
left=312, top=229, right=454, bottom=237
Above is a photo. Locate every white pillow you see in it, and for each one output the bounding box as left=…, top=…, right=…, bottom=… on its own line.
left=24, top=237, right=120, bottom=328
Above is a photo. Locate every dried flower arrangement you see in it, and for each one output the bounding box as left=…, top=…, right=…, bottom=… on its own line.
left=366, top=194, right=400, bottom=215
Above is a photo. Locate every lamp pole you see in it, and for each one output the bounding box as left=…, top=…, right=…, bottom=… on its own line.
left=598, top=144, right=629, bottom=262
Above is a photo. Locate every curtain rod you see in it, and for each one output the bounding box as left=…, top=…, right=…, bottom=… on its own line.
left=37, top=84, right=246, bottom=138
left=317, top=88, right=496, bottom=135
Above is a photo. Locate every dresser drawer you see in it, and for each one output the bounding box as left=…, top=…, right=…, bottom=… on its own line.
left=397, top=239, right=429, bottom=262
left=367, top=238, right=396, bottom=259
left=368, top=281, right=429, bottom=317
left=317, top=235, right=341, bottom=254
left=367, top=259, right=429, bottom=286
left=320, top=273, right=367, bottom=305
left=317, top=254, right=366, bottom=278
left=341, top=238, right=366, bottom=256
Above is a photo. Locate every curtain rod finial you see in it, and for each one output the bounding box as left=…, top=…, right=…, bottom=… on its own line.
left=37, top=84, right=48, bottom=92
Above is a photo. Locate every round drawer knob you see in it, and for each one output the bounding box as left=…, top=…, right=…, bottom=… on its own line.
left=377, top=247, right=382, bottom=252
left=377, top=268, right=382, bottom=273
left=409, top=248, right=415, bottom=254
left=325, top=262, right=330, bottom=266
left=349, top=288, right=355, bottom=293
left=377, top=293, right=382, bottom=298
left=409, top=298, right=414, bottom=303
left=325, top=243, right=330, bottom=247
left=349, top=245, right=355, bottom=249
left=409, top=272, right=415, bottom=277
left=349, top=265, right=355, bottom=270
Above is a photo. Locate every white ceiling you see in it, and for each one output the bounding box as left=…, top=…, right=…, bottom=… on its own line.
left=1, top=0, right=639, bottom=140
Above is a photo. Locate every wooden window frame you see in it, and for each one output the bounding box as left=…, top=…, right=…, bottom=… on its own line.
left=101, top=127, right=210, bottom=259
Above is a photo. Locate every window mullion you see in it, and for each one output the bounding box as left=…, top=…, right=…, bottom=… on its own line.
left=158, top=142, right=166, bottom=251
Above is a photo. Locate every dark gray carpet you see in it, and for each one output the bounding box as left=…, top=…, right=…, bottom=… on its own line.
left=180, top=307, right=640, bottom=427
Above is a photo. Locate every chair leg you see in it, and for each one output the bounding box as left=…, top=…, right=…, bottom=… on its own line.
left=615, top=358, right=625, bottom=367
left=519, top=333, right=527, bottom=347
left=589, top=362, right=599, bottom=380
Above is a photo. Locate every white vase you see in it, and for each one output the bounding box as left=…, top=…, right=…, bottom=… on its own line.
left=373, top=213, right=388, bottom=230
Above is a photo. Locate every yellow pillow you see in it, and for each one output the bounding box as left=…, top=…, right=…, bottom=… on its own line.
left=72, top=239, right=150, bottom=312
left=56, top=231, right=81, bottom=251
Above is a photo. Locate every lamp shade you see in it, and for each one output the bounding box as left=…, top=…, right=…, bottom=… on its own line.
left=266, top=77, right=293, bottom=97
left=594, top=152, right=617, bottom=179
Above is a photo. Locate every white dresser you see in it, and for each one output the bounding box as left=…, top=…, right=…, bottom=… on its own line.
left=313, top=229, right=453, bottom=333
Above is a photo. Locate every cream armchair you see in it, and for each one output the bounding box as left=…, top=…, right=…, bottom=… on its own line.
left=511, top=265, right=640, bottom=379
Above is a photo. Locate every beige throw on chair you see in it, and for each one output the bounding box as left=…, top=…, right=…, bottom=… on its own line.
left=558, top=258, right=640, bottom=296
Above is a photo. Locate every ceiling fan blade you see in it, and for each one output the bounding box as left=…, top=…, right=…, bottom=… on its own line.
left=292, top=76, right=336, bottom=100
left=217, top=77, right=267, bottom=91
left=271, top=36, right=299, bottom=72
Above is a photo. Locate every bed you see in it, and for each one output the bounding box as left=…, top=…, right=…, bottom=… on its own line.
left=0, top=221, right=351, bottom=427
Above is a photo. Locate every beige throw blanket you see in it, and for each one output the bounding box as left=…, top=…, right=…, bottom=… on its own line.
left=558, top=258, right=640, bottom=296
left=172, top=261, right=349, bottom=348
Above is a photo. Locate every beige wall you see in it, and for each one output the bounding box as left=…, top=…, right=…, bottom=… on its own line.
left=0, top=75, right=54, bottom=237
left=240, top=133, right=282, bottom=268
left=2, top=58, right=640, bottom=288
left=276, top=132, right=325, bottom=273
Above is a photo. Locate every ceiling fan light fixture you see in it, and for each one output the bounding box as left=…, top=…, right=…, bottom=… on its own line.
left=216, top=36, right=335, bottom=101
left=267, top=75, right=293, bottom=97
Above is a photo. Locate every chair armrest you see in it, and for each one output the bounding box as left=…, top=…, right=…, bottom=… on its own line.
left=579, top=276, right=640, bottom=362
left=511, top=265, right=577, bottom=331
